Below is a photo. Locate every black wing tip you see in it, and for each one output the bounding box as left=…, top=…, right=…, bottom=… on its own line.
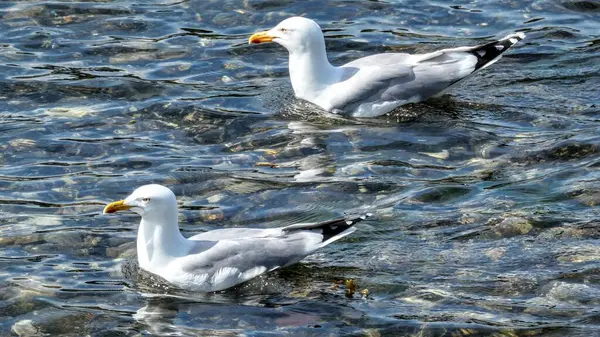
left=504, top=32, right=525, bottom=42
left=351, top=212, right=374, bottom=223
left=499, top=32, right=525, bottom=49
left=470, top=32, right=525, bottom=71
left=321, top=212, right=373, bottom=242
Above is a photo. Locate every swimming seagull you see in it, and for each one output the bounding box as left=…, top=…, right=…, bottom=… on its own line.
left=103, top=184, right=371, bottom=292
left=249, top=17, right=525, bottom=117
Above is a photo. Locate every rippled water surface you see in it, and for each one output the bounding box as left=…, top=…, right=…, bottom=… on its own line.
left=1, top=0, right=599, bottom=336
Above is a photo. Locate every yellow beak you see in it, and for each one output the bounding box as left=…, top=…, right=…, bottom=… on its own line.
left=103, top=200, right=132, bottom=214
left=249, top=31, right=274, bottom=44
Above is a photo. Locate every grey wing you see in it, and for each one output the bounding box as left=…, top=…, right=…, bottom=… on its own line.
left=342, top=53, right=414, bottom=68
left=324, top=53, right=422, bottom=113
left=338, top=51, right=478, bottom=112
left=375, top=50, right=480, bottom=103
left=178, top=232, right=319, bottom=290
left=177, top=214, right=371, bottom=291
left=380, top=34, right=526, bottom=102
left=188, top=228, right=271, bottom=241
left=325, top=62, right=415, bottom=111
left=333, top=33, right=524, bottom=114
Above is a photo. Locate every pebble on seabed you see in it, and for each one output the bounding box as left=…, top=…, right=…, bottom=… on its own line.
left=488, top=216, right=533, bottom=238
left=11, top=320, right=39, bottom=337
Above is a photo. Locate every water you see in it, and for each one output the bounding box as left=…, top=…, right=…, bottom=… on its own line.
left=1, top=0, right=599, bottom=335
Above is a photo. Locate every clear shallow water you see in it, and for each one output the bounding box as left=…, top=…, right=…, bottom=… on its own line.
left=1, top=0, right=599, bottom=335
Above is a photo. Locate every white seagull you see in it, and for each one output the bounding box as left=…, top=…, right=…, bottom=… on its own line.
left=103, top=184, right=371, bottom=292
left=249, top=17, right=525, bottom=117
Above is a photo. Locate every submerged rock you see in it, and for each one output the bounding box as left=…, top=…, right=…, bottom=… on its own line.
left=542, top=281, right=600, bottom=305
left=490, top=217, right=533, bottom=238
left=556, top=244, right=600, bottom=263
left=11, top=320, right=40, bottom=337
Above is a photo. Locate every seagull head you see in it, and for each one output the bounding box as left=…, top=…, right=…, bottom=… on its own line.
left=103, top=184, right=177, bottom=219
left=249, top=17, right=324, bottom=54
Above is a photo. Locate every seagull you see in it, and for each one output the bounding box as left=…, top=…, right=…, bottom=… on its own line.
left=103, top=184, right=371, bottom=292
left=249, top=17, right=525, bottom=117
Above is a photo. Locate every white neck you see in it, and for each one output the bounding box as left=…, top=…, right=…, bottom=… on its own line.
left=137, top=210, right=189, bottom=272
left=288, top=42, right=338, bottom=101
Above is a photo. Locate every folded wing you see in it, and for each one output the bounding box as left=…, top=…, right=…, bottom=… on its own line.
left=176, top=214, right=372, bottom=291
left=329, top=33, right=525, bottom=117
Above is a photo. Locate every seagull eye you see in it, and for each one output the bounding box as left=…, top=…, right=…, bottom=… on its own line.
left=142, top=197, right=151, bottom=203
left=280, top=28, right=288, bottom=33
